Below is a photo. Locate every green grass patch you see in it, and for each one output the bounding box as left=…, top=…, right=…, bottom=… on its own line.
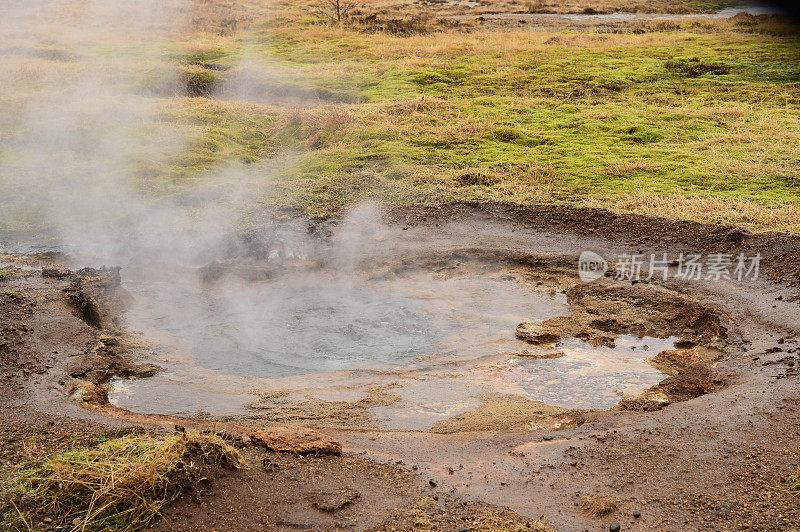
left=4, top=12, right=800, bottom=232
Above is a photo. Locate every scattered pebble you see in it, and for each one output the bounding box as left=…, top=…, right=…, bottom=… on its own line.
left=633, top=510, right=641, bottom=518
left=610, top=523, right=621, bottom=532
left=429, top=479, right=438, bottom=487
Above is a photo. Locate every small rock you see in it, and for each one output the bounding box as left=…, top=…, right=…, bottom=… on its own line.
left=512, top=349, right=565, bottom=359
left=262, top=456, right=279, bottom=472
left=308, top=488, right=360, bottom=512
left=250, top=426, right=342, bottom=455
left=42, top=266, right=70, bottom=278
left=515, top=322, right=561, bottom=345
left=633, top=510, right=641, bottom=518
left=542, top=435, right=553, bottom=441
left=610, top=523, right=621, bottom=532
left=99, top=336, right=119, bottom=347
left=174, top=425, right=185, bottom=433
left=459, top=527, right=469, bottom=532
left=412, top=465, right=418, bottom=470
left=429, top=479, right=438, bottom=487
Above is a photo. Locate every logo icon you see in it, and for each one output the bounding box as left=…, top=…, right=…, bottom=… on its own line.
left=578, top=251, right=607, bottom=282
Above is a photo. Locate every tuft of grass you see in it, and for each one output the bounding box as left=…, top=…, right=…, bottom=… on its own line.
left=471, top=513, right=556, bottom=531
left=0, top=432, right=246, bottom=531
left=581, top=494, right=618, bottom=517
left=181, top=64, right=220, bottom=97
left=788, top=470, right=800, bottom=491
left=665, top=57, right=731, bottom=77
left=395, top=497, right=555, bottom=531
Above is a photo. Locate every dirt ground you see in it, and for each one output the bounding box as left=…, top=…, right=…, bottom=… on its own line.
left=2, top=202, right=800, bottom=530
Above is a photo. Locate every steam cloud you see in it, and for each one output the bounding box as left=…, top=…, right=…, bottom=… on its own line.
left=0, top=0, right=278, bottom=266
left=0, top=0, right=419, bottom=387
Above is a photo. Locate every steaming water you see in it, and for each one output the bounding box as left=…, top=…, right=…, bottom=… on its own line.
left=122, top=271, right=569, bottom=378
left=126, top=276, right=439, bottom=378
left=110, top=269, right=676, bottom=424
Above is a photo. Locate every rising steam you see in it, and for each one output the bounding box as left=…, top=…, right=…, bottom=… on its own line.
left=0, top=0, right=276, bottom=265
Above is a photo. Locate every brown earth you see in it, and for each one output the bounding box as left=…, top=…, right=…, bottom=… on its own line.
left=1, top=201, right=800, bottom=530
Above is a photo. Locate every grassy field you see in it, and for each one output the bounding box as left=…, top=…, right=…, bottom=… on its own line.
left=2, top=0, right=800, bottom=231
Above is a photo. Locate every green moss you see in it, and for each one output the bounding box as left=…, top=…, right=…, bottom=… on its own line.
left=485, top=127, right=553, bottom=147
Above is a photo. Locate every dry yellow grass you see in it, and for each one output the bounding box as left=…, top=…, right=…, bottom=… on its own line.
left=581, top=494, right=618, bottom=517
left=1, top=432, right=247, bottom=531
left=272, top=0, right=731, bottom=20
left=593, top=192, right=800, bottom=233
left=398, top=496, right=557, bottom=531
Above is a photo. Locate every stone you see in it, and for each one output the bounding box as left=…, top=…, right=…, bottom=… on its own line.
left=42, top=266, right=70, bottom=278
left=512, top=348, right=565, bottom=359
left=99, top=336, right=119, bottom=347
left=610, top=523, right=621, bottom=532
left=70, top=291, right=102, bottom=328
left=249, top=426, right=342, bottom=455
left=515, top=322, right=561, bottom=345
left=307, top=488, right=360, bottom=512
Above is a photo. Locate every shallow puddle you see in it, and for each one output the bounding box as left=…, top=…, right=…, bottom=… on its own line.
left=517, top=335, right=677, bottom=409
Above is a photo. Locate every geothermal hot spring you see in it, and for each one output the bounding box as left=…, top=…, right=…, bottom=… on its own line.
left=107, top=233, right=677, bottom=430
